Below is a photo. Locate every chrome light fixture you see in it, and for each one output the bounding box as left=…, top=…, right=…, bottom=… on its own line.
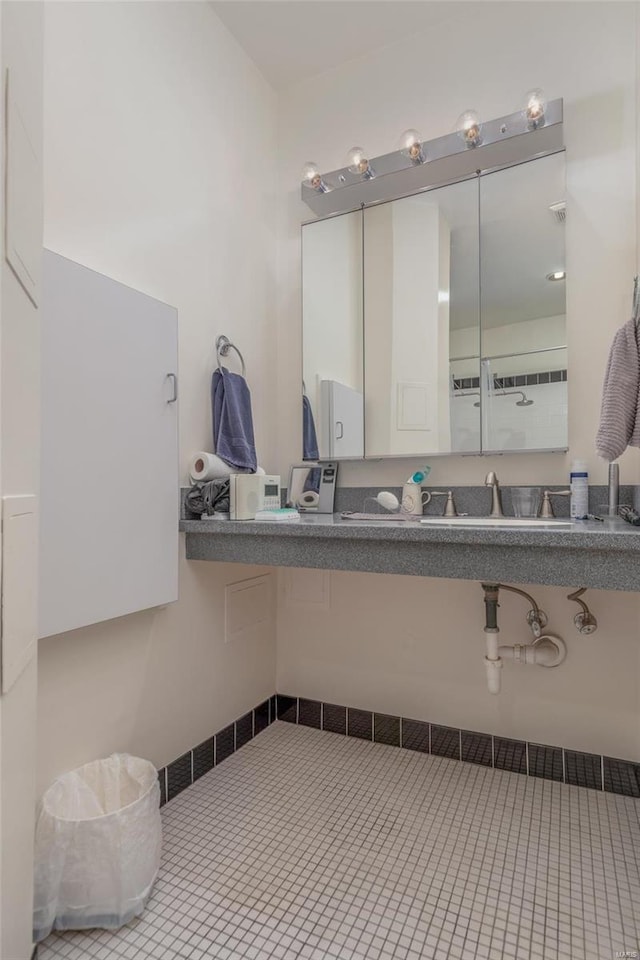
left=456, top=110, right=482, bottom=148
left=301, top=99, right=563, bottom=217
left=301, top=161, right=330, bottom=193
left=397, top=128, right=426, bottom=164
left=546, top=270, right=566, bottom=281
left=346, top=146, right=375, bottom=180
left=525, top=88, right=547, bottom=129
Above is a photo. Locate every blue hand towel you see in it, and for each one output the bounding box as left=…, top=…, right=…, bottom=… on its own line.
left=211, top=367, right=257, bottom=472
left=302, top=394, right=319, bottom=461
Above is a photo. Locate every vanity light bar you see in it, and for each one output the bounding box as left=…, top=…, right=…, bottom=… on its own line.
left=301, top=99, right=563, bottom=218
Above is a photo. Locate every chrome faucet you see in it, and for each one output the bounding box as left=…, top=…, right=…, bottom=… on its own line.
left=485, top=471, right=504, bottom=517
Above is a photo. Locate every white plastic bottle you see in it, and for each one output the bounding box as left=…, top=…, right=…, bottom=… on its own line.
left=570, top=459, right=589, bottom=519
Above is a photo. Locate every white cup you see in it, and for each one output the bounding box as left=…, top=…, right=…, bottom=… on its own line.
left=401, top=482, right=431, bottom=516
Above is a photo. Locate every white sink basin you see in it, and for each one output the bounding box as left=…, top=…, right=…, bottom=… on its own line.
left=420, top=516, right=573, bottom=528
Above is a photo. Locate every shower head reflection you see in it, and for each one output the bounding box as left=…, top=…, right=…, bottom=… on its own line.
left=454, top=389, right=534, bottom=408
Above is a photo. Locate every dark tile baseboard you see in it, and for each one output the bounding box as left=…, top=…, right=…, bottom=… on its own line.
left=157, top=695, right=277, bottom=806
left=276, top=693, right=640, bottom=798
left=158, top=692, right=640, bottom=803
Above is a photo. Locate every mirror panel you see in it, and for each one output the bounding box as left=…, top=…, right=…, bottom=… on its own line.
left=364, top=178, right=480, bottom=457
left=450, top=358, right=482, bottom=452
left=481, top=348, right=568, bottom=452
left=479, top=152, right=567, bottom=452
left=301, top=151, right=567, bottom=461
left=302, top=210, right=364, bottom=460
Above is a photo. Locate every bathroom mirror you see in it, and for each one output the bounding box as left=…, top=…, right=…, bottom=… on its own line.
left=364, top=178, right=480, bottom=457
left=478, top=152, right=567, bottom=452
left=286, top=464, right=337, bottom=513
left=301, top=151, right=566, bottom=459
left=302, top=209, right=364, bottom=460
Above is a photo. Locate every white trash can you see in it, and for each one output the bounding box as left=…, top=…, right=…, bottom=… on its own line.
left=33, top=753, right=162, bottom=942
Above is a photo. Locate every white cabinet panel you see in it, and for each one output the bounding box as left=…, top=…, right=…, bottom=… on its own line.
left=225, top=575, right=273, bottom=644
left=319, top=379, right=364, bottom=459
left=39, top=250, right=179, bottom=638
left=396, top=381, right=431, bottom=431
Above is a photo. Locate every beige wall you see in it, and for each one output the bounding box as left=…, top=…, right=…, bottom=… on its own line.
left=278, top=571, right=640, bottom=760
left=451, top=315, right=567, bottom=378
left=276, top=2, right=640, bottom=760
left=1, top=3, right=43, bottom=956
left=38, top=2, right=278, bottom=795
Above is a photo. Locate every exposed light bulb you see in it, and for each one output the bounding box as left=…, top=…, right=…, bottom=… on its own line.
left=546, top=270, right=566, bottom=282
left=346, top=146, right=375, bottom=180
left=456, top=110, right=482, bottom=148
left=525, top=88, right=547, bottom=128
left=397, top=128, right=425, bottom=164
left=301, top=161, right=329, bottom=193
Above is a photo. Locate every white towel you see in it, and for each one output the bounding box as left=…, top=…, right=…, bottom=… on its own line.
left=596, top=318, right=640, bottom=461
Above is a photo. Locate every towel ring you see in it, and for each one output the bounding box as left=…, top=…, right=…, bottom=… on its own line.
left=216, top=335, right=246, bottom=377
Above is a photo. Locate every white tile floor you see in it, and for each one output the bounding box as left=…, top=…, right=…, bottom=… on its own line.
left=40, top=722, right=640, bottom=960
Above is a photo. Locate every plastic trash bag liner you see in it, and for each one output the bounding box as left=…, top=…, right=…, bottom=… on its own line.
left=33, top=753, right=162, bottom=941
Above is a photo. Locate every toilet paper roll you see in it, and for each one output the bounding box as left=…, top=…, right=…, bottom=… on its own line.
left=297, top=490, right=320, bottom=508
left=189, top=452, right=233, bottom=482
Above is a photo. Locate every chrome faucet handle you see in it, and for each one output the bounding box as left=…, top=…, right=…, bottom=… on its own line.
left=430, top=490, right=458, bottom=517
left=539, top=489, right=571, bottom=518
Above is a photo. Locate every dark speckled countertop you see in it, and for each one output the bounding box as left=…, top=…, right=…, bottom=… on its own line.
left=180, top=513, right=640, bottom=592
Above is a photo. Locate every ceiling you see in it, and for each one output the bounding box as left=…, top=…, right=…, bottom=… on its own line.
left=210, top=1, right=476, bottom=90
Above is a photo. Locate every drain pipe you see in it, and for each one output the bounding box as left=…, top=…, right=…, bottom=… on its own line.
left=483, top=584, right=503, bottom=694
left=481, top=583, right=567, bottom=695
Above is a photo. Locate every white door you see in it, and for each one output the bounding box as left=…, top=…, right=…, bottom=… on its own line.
left=39, top=250, right=179, bottom=638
